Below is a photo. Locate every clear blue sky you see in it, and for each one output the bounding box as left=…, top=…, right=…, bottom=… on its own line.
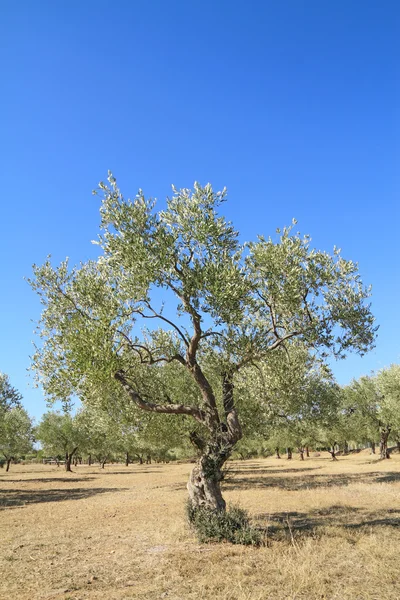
left=1, top=1, right=399, bottom=421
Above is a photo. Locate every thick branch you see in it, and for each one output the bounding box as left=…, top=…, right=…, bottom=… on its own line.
left=222, top=371, right=242, bottom=445
left=114, top=371, right=206, bottom=425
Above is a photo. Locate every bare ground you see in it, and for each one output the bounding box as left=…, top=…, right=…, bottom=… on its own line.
left=1, top=451, right=399, bottom=600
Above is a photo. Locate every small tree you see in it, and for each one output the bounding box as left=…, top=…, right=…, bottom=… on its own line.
left=36, top=412, right=83, bottom=471
left=30, top=176, right=377, bottom=519
left=376, top=365, right=400, bottom=458
left=0, top=372, right=23, bottom=412
left=0, top=407, right=34, bottom=471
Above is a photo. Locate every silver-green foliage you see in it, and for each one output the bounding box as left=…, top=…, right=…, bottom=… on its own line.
left=28, top=175, right=377, bottom=453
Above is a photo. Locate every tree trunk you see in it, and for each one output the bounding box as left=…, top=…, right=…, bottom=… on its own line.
left=298, top=448, right=304, bottom=461
left=370, top=442, right=376, bottom=454
left=146, top=455, right=151, bottom=464
left=329, top=446, right=338, bottom=461
left=343, top=440, right=349, bottom=455
left=305, top=446, right=310, bottom=458
left=65, top=447, right=78, bottom=472
left=397, top=440, right=400, bottom=453
left=6, top=458, right=12, bottom=472
left=275, top=447, right=281, bottom=459
left=125, top=452, right=129, bottom=467
left=287, top=448, right=292, bottom=460
left=65, top=453, right=72, bottom=472
left=88, top=454, right=92, bottom=466
left=187, top=371, right=242, bottom=513
left=101, top=459, right=106, bottom=469
left=187, top=444, right=229, bottom=511
left=379, top=427, right=391, bottom=459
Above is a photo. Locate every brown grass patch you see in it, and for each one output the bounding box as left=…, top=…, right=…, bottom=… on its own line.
left=1, top=451, right=399, bottom=600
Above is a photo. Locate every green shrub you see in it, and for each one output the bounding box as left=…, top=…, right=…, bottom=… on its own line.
left=186, top=502, right=263, bottom=546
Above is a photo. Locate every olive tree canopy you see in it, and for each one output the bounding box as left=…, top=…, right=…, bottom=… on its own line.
left=29, top=174, right=377, bottom=511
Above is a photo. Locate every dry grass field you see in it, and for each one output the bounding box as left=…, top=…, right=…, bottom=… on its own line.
left=1, top=451, right=400, bottom=600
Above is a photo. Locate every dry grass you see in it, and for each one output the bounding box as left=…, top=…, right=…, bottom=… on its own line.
left=1, top=451, right=400, bottom=600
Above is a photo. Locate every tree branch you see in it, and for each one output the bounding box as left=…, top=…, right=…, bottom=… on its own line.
left=114, top=371, right=206, bottom=425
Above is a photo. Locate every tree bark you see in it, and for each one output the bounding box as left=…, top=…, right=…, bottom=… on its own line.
left=329, top=446, right=338, bottom=461
left=187, top=371, right=242, bottom=513
left=287, top=448, right=292, bottom=460
left=298, top=448, right=304, bottom=461
left=125, top=452, right=129, bottom=466
left=187, top=443, right=229, bottom=511
left=275, top=447, right=281, bottom=459
left=65, top=447, right=78, bottom=472
left=88, top=454, right=92, bottom=466
left=6, top=458, right=12, bottom=472
left=370, top=442, right=376, bottom=454
left=305, top=447, right=310, bottom=458
left=397, top=440, right=400, bottom=453
left=343, top=441, right=349, bottom=455
left=379, top=427, right=391, bottom=459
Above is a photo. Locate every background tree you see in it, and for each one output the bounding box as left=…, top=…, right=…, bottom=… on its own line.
left=343, top=376, right=380, bottom=454
left=0, top=372, right=23, bottom=412
left=30, top=175, right=377, bottom=517
left=376, top=364, right=400, bottom=458
left=35, top=412, right=83, bottom=471
left=0, top=407, right=34, bottom=471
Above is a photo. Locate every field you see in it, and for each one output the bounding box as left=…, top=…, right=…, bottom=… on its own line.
left=1, top=451, right=400, bottom=600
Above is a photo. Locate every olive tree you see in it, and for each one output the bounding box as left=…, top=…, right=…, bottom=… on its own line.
left=0, top=372, right=23, bottom=412
left=0, top=407, right=34, bottom=471
left=29, top=175, right=376, bottom=514
left=36, top=412, right=84, bottom=471
left=376, top=364, right=400, bottom=458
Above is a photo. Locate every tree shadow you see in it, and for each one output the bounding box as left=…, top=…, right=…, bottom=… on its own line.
left=224, top=471, right=400, bottom=492
left=256, top=505, right=400, bottom=541
left=1, top=478, right=96, bottom=484
left=0, top=487, right=128, bottom=509
left=228, top=467, right=321, bottom=477
left=99, top=469, right=163, bottom=475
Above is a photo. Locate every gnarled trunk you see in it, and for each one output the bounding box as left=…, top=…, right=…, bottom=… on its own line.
left=187, top=447, right=227, bottom=511
left=305, top=446, right=310, bottom=458
left=379, top=427, right=391, bottom=459
left=6, top=458, right=12, bottom=472
left=275, top=447, right=281, bottom=459
left=187, top=372, right=242, bottom=513
left=287, top=447, right=292, bottom=460
left=330, top=446, right=338, bottom=461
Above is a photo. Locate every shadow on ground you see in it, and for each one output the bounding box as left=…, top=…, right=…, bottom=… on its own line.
left=256, top=505, right=400, bottom=541
left=0, top=487, right=128, bottom=509
left=1, top=478, right=96, bottom=484
left=223, top=470, right=400, bottom=491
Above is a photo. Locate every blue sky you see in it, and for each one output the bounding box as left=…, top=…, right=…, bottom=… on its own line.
left=1, top=1, right=399, bottom=421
